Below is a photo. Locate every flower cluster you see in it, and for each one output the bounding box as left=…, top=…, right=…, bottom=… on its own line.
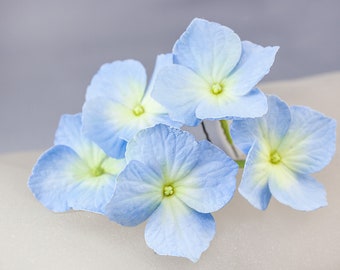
left=28, top=18, right=336, bottom=262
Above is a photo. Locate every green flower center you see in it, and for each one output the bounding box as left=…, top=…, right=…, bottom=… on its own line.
left=211, top=82, right=224, bottom=95
left=132, top=104, right=145, bottom=116
left=163, top=185, right=175, bottom=197
left=270, top=151, right=281, bottom=164
left=90, top=166, right=106, bottom=177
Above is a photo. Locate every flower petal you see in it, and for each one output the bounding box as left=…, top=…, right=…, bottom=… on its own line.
left=195, top=88, right=267, bottom=120
left=83, top=56, right=182, bottom=157
left=144, top=54, right=181, bottom=129
left=83, top=96, right=182, bottom=158
left=268, top=165, right=327, bottom=211
left=176, top=140, right=237, bottom=213
left=28, top=146, right=80, bottom=212
left=145, top=196, right=215, bottom=262
left=263, top=96, right=291, bottom=144
left=86, top=59, right=146, bottom=104
left=141, top=95, right=182, bottom=128
left=66, top=173, right=117, bottom=214
left=278, top=106, right=336, bottom=174
left=238, top=142, right=272, bottom=210
left=228, top=41, right=279, bottom=95
left=231, top=95, right=290, bottom=154
left=55, top=113, right=116, bottom=166
left=84, top=97, right=181, bottom=158
left=126, top=124, right=200, bottom=180
left=173, top=18, right=242, bottom=81
left=104, top=160, right=163, bottom=226
left=54, top=113, right=83, bottom=150
left=230, top=118, right=259, bottom=155
left=152, top=64, right=207, bottom=126
left=146, top=53, right=173, bottom=95
left=28, top=145, right=119, bottom=213
left=82, top=98, right=127, bottom=158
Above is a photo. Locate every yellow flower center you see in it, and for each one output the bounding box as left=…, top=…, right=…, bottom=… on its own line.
left=211, top=82, right=224, bottom=95
left=132, top=104, right=145, bottom=116
left=90, top=166, right=105, bottom=177
left=163, top=185, right=175, bottom=197
left=270, top=151, right=281, bottom=164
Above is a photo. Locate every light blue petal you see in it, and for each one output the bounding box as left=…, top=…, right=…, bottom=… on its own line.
left=174, top=18, right=242, bottom=81
left=231, top=95, right=290, bottom=154
left=176, top=140, right=237, bottom=213
left=28, top=146, right=79, bottom=212
left=83, top=95, right=182, bottom=158
left=86, top=59, right=146, bottom=103
left=54, top=113, right=113, bottom=166
left=262, top=96, right=291, bottom=147
left=195, top=88, right=267, bottom=120
left=230, top=118, right=258, bottom=154
left=104, top=160, right=163, bottom=226
left=143, top=54, right=182, bottom=127
left=67, top=151, right=125, bottom=213
left=54, top=113, right=84, bottom=151
left=28, top=145, right=118, bottom=214
left=145, top=196, right=215, bottom=262
left=278, top=106, right=336, bottom=174
left=66, top=173, right=117, bottom=214
left=141, top=107, right=183, bottom=130
left=228, top=41, right=279, bottom=95
left=152, top=64, right=207, bottom=126
left=238, top=142, right=272, bottom=210
left=82, top=98, right=127, bottom=158
left=146, top=53, right=173, bottom=95
left=268, top=168, right=327, bottom=211
left=126, top=124, right=200, bottom=180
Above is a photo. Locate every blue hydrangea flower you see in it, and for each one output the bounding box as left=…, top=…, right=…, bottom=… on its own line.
left=82, top=54, right=181, bottom=159
left=104, top=124, right=238, bottom=262
left=231, top=95, right=336, bottom=211
left=152, top=18, right=279, bottom=126
left=28, top=113, right=126, bottom=214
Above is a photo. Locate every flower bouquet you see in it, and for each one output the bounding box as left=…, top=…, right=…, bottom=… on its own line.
left=28, top=18, right=336, bottom=262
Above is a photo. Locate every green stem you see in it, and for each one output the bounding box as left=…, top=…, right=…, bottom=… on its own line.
left=220, top=120, right=233, bottom=144
left=235, top=160, right=245, bottom=169
left=220, top=120, right=239, bottom=159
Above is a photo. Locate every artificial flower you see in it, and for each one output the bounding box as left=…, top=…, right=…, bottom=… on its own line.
left=28, top=113, right=125, bottom=214
left=104, top=124, right=238, bottom=262
left=152, top=18, right=279, bottom=126
left=82, top=54, right=181, bottom=159
left=231, top=95, right=336, bottom=211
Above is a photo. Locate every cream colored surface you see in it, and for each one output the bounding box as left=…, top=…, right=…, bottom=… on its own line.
left=1, top=72, right=339, bottom=269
